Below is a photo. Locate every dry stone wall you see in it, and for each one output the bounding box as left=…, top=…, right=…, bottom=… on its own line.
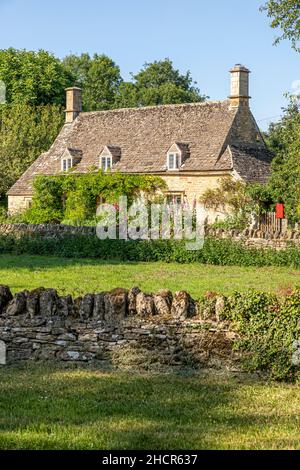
left=206, top=227, right=300, bottom=250
left=0, top=285, right=237, bottom=371
left=0, top=223, right=299, bottom=250
left=0, top=223, right=96, bottom=237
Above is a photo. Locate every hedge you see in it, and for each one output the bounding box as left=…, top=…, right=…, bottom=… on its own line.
left=221, top=290, right=300, bottom=381
left=1, top=233, right=300, bottom=267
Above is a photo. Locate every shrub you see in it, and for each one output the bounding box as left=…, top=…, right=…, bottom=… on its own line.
left=1, top=233, right=300, bottom=269
left=223, top=290, right=300, bottom=381
left=22, top=172, right=166, bottom=225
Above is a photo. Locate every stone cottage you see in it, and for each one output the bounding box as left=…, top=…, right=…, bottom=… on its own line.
left=7, top=64, right=272, bottom=218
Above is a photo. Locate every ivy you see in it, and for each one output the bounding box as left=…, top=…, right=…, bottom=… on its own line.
left=22, top=172, right=166, bottom=225
left=224, top=290, right=300, bottom=381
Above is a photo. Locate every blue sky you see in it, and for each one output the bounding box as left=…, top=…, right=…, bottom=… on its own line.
left=0, top=0, right=298, bottom=129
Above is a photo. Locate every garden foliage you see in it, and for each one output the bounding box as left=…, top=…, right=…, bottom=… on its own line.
left=21, top=172, right=166, bottom=225
left=223, top=289, right=300, bottom=381
left=1, top=232, right=300, bottom=267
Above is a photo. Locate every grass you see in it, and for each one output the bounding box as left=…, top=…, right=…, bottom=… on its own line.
left=1, top=256, right=299, bottom=450
left=1, top=364, right=300, bottom=450
left=0, top=254, right=299, bottom=298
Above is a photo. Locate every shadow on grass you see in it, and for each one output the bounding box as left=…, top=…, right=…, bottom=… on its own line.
left=0, top=365, right=291, bottom=450
left=0, top=254, right=139, bottom=271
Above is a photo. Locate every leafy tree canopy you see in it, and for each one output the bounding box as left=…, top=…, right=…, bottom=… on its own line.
left=62, top=53, right=122, bottom=111
left=0, top=48, right=72, bottom=105
left=0, top=49, right=207, bottom=203
left=115, top=59, right=207, bottom=108
left=266, top=97, right=300, bottom=221
left=261, top=0, right=300, bottom=51
left=0, top=103, right=65, bottom=199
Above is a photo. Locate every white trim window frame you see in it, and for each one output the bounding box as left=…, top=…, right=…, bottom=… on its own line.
left=167, top=152, right=181, bottom=171
left=101, top=155, right=112, bottom=172
left=165, top=192, right=183, bottom=205
left=61, top=157, right=73, bottom=172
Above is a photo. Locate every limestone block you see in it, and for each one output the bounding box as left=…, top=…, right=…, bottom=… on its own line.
left=0, top=340, right=6, bottom=365
left=79, top=294, right=94, bottom=320
left=6, top=292, right=27, bottom=316
left=57, top=295, right=73, bottom=317
left=40, top=289, right=58, bottom=316
left=0, top=286, right=13, bottom=314
left=104, top=288, right=128, bottom=323
left=171, top=291, right=196, bottom=320
left=128, top=287, right=141, bottom=316
left=136, top=292, right=154, bottom=318
left=93, top=293, right=106, bottom=320
left=26, top=288, right=45, bottom=317
left=154, top=289, right=173, bottom=316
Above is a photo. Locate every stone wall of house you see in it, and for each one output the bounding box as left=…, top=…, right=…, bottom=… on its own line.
left=7, top=173, right=231, bottom=220
left=7, top=195, right=32, bottom=215
left=161, top=173, right=230, bottom=223
left=0, top=285, right=237, bottom=370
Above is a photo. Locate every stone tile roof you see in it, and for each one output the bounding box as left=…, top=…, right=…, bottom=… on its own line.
left=106, top=146, right=122, bottom=160
left=230, top=145, right=273, bottom=183
left=7, top=100, right=272, bottom=196
left=67, top=148, right=83, bottom=159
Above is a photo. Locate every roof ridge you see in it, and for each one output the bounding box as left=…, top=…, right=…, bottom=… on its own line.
left=78, top=99, right=230, bottom=118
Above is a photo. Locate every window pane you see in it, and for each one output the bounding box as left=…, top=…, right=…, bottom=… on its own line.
left=168, top=154, right=174, bottom=169
left=67, top=159, right=72, bottom=169
left=166, top=194, right=182, bottom=205
left=175, top=154, right=180, bottom=168
left=107, top=157, right=112, bottom=169
left=62, top=160, right=67, bottom=171
left=101, top=157, right=106, bottom=170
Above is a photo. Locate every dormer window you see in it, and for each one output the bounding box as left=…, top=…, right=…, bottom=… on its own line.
left=101, top=155, right=112, bottom=172
left=167, top=153, right=180, bottom=170
left=61, top=148, right=82, bottom=172
left=166, top=143, right=190, bottom=171
left=166, top=144, right=183, bottom=171
left=62, top=157, right=73, bottom=172
left=99, top=146, right=121, bottom=172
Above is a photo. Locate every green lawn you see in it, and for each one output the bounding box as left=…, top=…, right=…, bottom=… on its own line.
left=0, top=365, right=300, bottom=450
left=1, top=257, right=299, bottom=450
left=0, top=254, right=299, bottom=298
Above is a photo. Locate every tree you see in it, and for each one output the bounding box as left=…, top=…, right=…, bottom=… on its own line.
left=62, top=53, right=122, bottom=111
left=0, top=48, right=72, bottom=105
left=0, top=103, right=64, bottom=199
left=266, top=98, right=300, bottom=221
left=261, top=0, right=300, bottom=51
left=114, top=59, right=207, bottom=108
left=0, top=49, right=71, bottom=202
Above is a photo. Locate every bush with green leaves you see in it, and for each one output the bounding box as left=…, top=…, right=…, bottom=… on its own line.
left=1, top=233, right=300, bottom=269
left=21, top=172, right=166, bottom=225
left=223, top=290, right=300, bottom=381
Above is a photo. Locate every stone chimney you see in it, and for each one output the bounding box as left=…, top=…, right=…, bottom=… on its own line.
left=229, top=64, right=250, bottom=108
left=65, top=87, right=82, bottom=123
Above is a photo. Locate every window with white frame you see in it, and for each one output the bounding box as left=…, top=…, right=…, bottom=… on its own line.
left=101, top=155, right=112, bottom=172
left=61, top=158, right=73, bottom=172
left=166, top=193, right=183, bottom=205
left=167, top=152, right=181, bottom=170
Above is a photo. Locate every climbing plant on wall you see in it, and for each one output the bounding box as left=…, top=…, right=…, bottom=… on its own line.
left=22, top=172, right=166, bottom=225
